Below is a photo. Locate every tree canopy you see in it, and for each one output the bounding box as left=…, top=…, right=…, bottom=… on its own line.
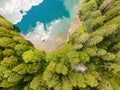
left=0, top=0, right=120, bottom=90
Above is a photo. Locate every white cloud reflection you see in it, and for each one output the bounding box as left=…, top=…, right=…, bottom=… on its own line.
left=0, top=0, right=43, bottom=24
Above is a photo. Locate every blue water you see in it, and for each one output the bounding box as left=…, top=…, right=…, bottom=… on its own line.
left=16, top=0, right=70, bottom=34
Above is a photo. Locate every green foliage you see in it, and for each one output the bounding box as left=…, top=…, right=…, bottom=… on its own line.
left=68, top=72, right=86, bottom=88
left=104, top=4, right=120, bottom=21
left=85, top=35, right=103, bottom=46
left=103, top=24, right=118, bottom=37
left=72, top=44, right=83, bottom=50
left=113, top=42, right=120, bottom=52
left=84, top=73, right=98, bottom=87
left=78, top=33, right=90, bottom=43
left=96, top=48, right=107, bottom=56
left=22, top=49, right=45, bottom=63
left=97, top=79, right=114, bottom=90
left=109, top=79, right=120, bottom=90
left=89, top=16, right=106, bottom=30
left=67, top=51, right=80, bottom=64
left=69, top=25, right=86, bottom=44
left=55, top=63, right=68, bottom=75
left=13, top=63, right=41, bottom=75
left=102, top=52, right=116, bottom=61
left=84, top=48, right=97, bottom=56
left=0, top=17, right=13, bottom=29
left=3, top=49, right=15, bottom=57
left=99, top=0, right=115, bottom=12
left=108, top=63, right=120, bottom=74
left=91, top=10, right=102, bottom=18
left=79, top=52, right=90, bottom=63
left=0, top=0, right=120, bottom=89
left=0, top=37, right=12, bottom=48
left=81, top=0, right=98, bottom=14
left=46, top=52, right=61, bottom=63
left=61, top=77, right=72, bottom=90
left=1, top=56, right=18, bottom=68
left=0, top=50, right=3, bottom=60
left=14, top=44, right=30, bottom=56
left=43, top=62, right=59, bottom=88
left=30, top=75, right=47, bottom=90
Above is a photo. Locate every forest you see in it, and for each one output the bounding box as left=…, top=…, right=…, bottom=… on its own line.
left=0, top=0, right=120, bottom=90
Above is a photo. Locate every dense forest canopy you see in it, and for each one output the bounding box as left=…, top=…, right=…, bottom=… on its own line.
left=0, top=0, right=120, bottom=90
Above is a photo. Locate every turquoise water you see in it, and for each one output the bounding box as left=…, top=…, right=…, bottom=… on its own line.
left=16, top=0, right=70, bottom=34
left=15, top=0, right=80, bottom=44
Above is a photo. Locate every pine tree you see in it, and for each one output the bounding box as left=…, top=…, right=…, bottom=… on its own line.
left=0, top=0, right=120, bottom=89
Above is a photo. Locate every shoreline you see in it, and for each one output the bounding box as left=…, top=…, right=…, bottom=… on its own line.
left=34, top=0, right=84, bottom=52
left=66, top=0, right=84, bottom=42
left=67, top=18, right=81, bottom=42
left=33, top=18, right=81, bottom=52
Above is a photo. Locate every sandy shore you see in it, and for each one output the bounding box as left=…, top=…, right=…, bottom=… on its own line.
left=34, top=31, right=68, bottom=52
left=67, top=18, right=81, bottom=41
left=34, top=0, right=83, bottom=52
left=35, top=18, right=81, bottom=52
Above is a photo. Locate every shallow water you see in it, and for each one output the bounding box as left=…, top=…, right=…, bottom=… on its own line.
left=16, top=0, right=70, bottom=34
left=16, top=0, right=80, bottom=51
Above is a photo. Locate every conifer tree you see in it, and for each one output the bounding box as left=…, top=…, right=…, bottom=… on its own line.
left=0, top=0, right=120, bottom=89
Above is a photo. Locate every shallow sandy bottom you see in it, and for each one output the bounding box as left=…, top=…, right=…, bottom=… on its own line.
left=32, top=0, right=83, bottom=52
left=34, top=31, right=67, bottom=52
left=34, top=18, right=81, bottom=52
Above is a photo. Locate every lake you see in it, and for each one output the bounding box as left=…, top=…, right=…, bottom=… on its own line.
left=16, top=0, right=80, bottom=51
